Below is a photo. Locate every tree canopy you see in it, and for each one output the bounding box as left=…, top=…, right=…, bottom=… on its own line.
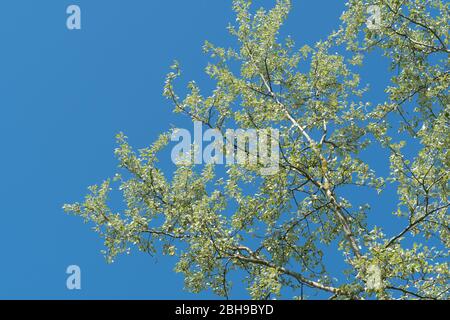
left=64, top=0, right=449, bottom=300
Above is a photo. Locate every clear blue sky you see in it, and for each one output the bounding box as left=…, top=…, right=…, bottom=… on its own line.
left=0, top=0, right=399, bottom=299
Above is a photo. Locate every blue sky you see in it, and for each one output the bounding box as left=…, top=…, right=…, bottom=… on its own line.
left=0, top=0, right=399, bottom=299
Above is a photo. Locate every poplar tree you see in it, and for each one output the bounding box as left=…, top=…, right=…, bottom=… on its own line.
left=64, top=0, right=449, bottom=300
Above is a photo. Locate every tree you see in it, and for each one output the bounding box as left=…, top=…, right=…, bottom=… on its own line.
left=64, top=0, right=449, bottom=300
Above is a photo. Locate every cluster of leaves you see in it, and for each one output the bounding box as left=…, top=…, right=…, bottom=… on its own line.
left=64, top=0, right=448, bottom=299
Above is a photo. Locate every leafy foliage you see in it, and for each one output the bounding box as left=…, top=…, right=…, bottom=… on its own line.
left=64, top=0, right=449, bottom=299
